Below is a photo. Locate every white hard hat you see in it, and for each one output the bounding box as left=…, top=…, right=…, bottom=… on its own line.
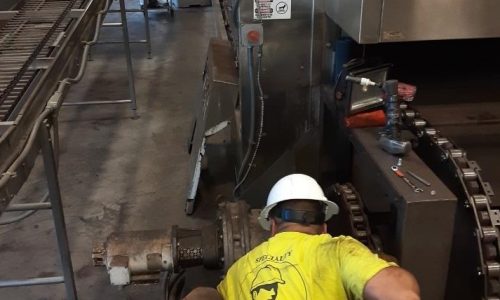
left=258, top=174, right=339, bottom=230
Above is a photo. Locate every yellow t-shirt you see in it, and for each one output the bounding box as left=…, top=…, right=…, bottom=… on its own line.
left=217, top=232, right=394, bottom=300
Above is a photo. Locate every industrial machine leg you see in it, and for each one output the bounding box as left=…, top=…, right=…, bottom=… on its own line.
left=143, top=0, right=152, bottom=59
left=118, top=0, right=138, bottom=118
left=40, top=122, right=78, bottom=300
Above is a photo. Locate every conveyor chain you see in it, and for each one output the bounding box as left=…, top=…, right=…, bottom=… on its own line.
left=331, top=183, right=377, bottom=250
left=0, top=0, right=81, bottom=120
left=402, top=106, right=500, bottom=299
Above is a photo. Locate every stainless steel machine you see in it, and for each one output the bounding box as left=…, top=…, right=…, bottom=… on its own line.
left=95, top=1, right=500, bottom=299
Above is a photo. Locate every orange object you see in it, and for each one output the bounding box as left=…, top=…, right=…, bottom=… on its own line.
left=247, top=30, right=261, bottom=43
left=345, top=109, right=386, bottom=128
left=394, top=169, right=405, bottom=177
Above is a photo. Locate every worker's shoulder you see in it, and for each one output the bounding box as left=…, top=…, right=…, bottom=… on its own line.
left=329, top=235, right=366, bottom=247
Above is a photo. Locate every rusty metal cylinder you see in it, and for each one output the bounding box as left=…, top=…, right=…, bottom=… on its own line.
left=107, top=230, right=173, bottom=273
left=94, top=201, right=266, bottom=286
left=92, top=229, right=174, bottom=285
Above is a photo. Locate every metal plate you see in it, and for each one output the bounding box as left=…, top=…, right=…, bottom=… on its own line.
left=327, top=0, right=500, bottom=43
left=350, top=128, right=457, bottom=300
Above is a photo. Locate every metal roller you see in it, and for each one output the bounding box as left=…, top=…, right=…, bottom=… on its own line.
left=482, top=227, right=498, bottom=242
left=413, top=119, right=427, bottom=128
left=488, top=262, right=500, bottom=278
left=462, top=168, right=478, bottom=181
left=473, top=195, right=489, bottom=210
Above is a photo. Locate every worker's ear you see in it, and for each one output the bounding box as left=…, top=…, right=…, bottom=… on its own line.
left=271, top=219, right=278, bottom=236
left=322, top=223, right=327, bottom=234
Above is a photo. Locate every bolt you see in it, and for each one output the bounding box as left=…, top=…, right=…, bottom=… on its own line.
left=430, top=190, right=436, bottom=196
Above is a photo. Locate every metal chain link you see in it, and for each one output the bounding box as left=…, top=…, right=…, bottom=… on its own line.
left=333, top=183, right=376, bottom=250
left=402, top=106, right=500, bottom=299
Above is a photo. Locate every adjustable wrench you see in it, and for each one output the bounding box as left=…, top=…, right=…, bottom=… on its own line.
left=391, top=165, right=424, bottom=193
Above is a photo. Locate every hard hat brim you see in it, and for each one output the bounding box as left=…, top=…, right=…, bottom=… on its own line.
left=258, top=198, right=339, bottom=230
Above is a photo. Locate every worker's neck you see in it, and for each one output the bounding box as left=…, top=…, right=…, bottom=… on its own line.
left=273, top=223, right=325, bottom=236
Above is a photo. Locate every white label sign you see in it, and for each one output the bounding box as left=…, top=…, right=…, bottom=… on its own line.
left=254, top=0, right=291, bottom=20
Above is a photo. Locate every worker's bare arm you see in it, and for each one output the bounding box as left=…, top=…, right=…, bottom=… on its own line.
left=363, top=266, right=420, bottom=300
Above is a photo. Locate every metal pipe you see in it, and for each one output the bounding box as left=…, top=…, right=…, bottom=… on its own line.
left=96, top=40, right=147, bottom=44
left=102, top=22, right=122, bottom=27
left=0, top=108, right=53, bottom=190
left=108, top=9, right=143, bottom=12
left=39, top=122, right=77, bottom=300
left=49, top=0, right=111, bottom=104
left=62, top=99, right=131, bottom=106
left=5, top=202, right=51, bottom=211
left=0, top=276, right=64, bottom=288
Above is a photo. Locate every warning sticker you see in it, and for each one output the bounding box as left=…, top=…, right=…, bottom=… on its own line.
left=254, top=0, right=291, bottom=20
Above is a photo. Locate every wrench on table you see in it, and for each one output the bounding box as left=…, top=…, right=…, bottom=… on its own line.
left=391, top=165, right=424, bottom=193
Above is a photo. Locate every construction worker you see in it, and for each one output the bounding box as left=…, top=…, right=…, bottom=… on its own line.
left=185, top=174, right=420, bottom=300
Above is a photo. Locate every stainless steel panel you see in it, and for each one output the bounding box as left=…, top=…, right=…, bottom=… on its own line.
left=235, top=0, right=326, bottom=198
left=380, top=1, right=500, bottom=42
left=327, top=0, right=500, bottom=43
left=325, top=0, right=382, bottom=44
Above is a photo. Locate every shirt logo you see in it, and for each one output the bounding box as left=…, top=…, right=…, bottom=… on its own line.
left=248, top=259, right=308, bottom=300
left=251, top=265, right=285, bottom=300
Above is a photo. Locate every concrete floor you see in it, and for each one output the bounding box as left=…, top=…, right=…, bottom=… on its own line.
left=0, top=3, right=220, bottom=299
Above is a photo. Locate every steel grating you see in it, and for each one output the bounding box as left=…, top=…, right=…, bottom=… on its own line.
left=0, top=0, right=83, bottom=121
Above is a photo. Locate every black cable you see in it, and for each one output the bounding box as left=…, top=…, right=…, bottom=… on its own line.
left=165, top=270, right=186, bottom=300
left=232, top=0, right=241, bottom=26
left=236, top=46, right=256, bottom=182
left=234, top=46, right=265, bottom=195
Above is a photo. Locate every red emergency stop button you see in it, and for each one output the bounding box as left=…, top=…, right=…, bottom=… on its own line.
left=247, top=30, right=261, bottom=44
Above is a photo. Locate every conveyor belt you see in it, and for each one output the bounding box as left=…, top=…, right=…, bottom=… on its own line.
left=0, top=0, right=105, bottom=214
left=0, top=0, right=82, bottom=121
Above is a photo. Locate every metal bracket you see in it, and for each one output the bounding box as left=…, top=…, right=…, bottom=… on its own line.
left=490, top=210, right=500, bottom=226
left=483, top=182, right=495, bottom=197
left=240, top=23, right=264, bottom=47
left=469, top=160, right=482, bottom=171
left=51, top=32, right=66, bottom=48
left=205, top=120, right=230, bottom=137
left=29, top=58, right=54, bottom=70
left=69, top=9, right=85, bottom=18
left=0, top=121, right=16, bottom=127
left=0, top=11, right=18, bottom=21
